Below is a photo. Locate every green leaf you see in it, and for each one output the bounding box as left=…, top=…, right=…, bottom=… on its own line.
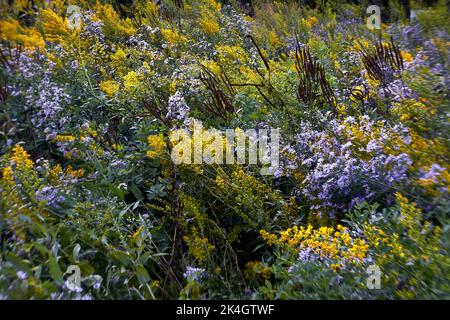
left=111, top=251, right=133, bottom=266
left=6, top=252, right=31, bottom=272
left=33, top=242, right=49, bottom=256
left=136, top=252, right=152, bottom=265
left=72, top=243, right=81, bottom=262
left=108, top=184, right=125, bottom=200
left=48, top=255, right=64, bottom=284
left=130, top=183, right=144, bottom=201
left=136, top=265, right=150, bottom=285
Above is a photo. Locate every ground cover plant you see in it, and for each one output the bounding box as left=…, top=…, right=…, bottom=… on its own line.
left=0, top=0, right=449, bottom=299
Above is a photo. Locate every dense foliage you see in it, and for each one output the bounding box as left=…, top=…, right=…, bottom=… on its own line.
left=0, top=0, right=449, bottom=299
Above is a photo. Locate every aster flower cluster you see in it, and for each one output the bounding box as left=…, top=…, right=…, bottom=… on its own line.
left=183, top=266, right=206, bottom=282
left=378, top=79, right=417, bottom=102
left=2, top=46, right=71, bottom=141
left=81, top=12, right=105, bottom=43
left=35, top=186, right=65, bottom=209
left=166, top=91, right=190, bottom=123
left=29, top=76, right=71, bottom=139
left=280, top=116, right=412, bottom=216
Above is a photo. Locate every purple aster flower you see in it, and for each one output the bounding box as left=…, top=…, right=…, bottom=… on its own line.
left=166, top=91, right=190, bottom=122
left=16, top=271, right=27, bottom=280
left=183, top=266, right=205, bottom=281
left=35, top=186, right=65, bottom=209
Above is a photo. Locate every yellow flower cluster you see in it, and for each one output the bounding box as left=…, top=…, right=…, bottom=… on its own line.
left=183, top=232, right=215, bottom=264
left=54, top=129, right=103, bottom=159
left=363, top=193, right=441, bottom=265
left=85, top=127, right=98, bottom=139
left=94, top=3, right=136, bottom=37
left=170, top=123, right=239, bottom=165
left=0, top=19, right=44, bottom=49
left=41, top=9, right=68, bottom=44
left=260, top=224, right=370, bottom=265
left=216, top=45, right=249, bottom=65
left=161, top=28, right=188, bottom=47
left=66, top=165, right=84, bottom=178
left=341, top=116, right=410, bottom=160
left=199, top=18, right=220, bottom=35
left=111, top=48, right=127, bottom=62
left=200, top=0, right=222, bottom=13
left=230, top=168, right=275, bottom=195
left=400, top=131, right=447, bottom=172
left=396, top=193, right=433, bottom=242
left=215, top=174, right=226, bottom=188
left=197, top=0, right=221, bottom=36
left=361, top=224, right=388, bottom=249
left=11, top=145, right=34, bottom=170
left=48, top=163, right=62, bottom=183
left=123, top=71, right=140, bottom=90
left=54, top=134, right=75, bottom=142
left=147, top=134, right=166, bottom=159
left=269, top=30, right=283, bottom=48
left=106, top=48, right=129, bottom=77
left=401, top=50, right=413, bottom=63
left=180, top=193, right=207, bottom=231
left=2, top=166, right=14, bottom=182
left=392, top=99, right=436, bottom=131
left=100, top=80, right=119, bottom=97
left=306, top=16, right=318, bottom=27
left=341, top=118, right=387, bottom=151
left=260, top=229, right=277, bottom=246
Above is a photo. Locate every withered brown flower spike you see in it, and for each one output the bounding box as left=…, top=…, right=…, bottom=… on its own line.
left=294, top=36, right=336, bottom=110
left=199, top=64, right=236, bottom=120
left=358, top=36, right=404, bottom=85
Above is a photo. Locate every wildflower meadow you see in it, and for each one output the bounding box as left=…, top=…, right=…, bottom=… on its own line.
left=0, top=0, right=449, bottom=301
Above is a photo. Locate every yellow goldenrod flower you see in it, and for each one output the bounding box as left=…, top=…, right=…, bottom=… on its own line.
left=261, top=224, right=370, bottom=265
left=183, top=233, right=215, bottom=264
left=306, top=16, right=318, bottom=27
left=147, top=134, right=166, bottom=159
left=49, top=164, right=62, bottom=183
left=161, top=28, right=188, bottom=47
left=112, top=49, right=127, bottom=61
left=330, top=263, right=341, bottom=272
left=41, top=9, right=68, bottom=43
left=123, top=71, right=140, bottom=90
left=11, top=145, right=34, bottom=170
left=269, top=30, right=283, bottom=48
left=2, top=166, right=14, bottom=182
left=199, top=18, right=220, bottom=35
left=100, top=80, right=119, bottom=97
left=0, top=19, right=44, bottom=49
left=215, top=175, right=226, bottom=188
left=202, top=0, right=222, bottom=13
left=54, top=134, right=75, bottom=142
left=66, top=165, right=84, bottom=178
left=260, top=229, right=278, bottom=246
left=401, top=51, right=413, bottom=63
left=202, top=60, right=221, bottom=75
